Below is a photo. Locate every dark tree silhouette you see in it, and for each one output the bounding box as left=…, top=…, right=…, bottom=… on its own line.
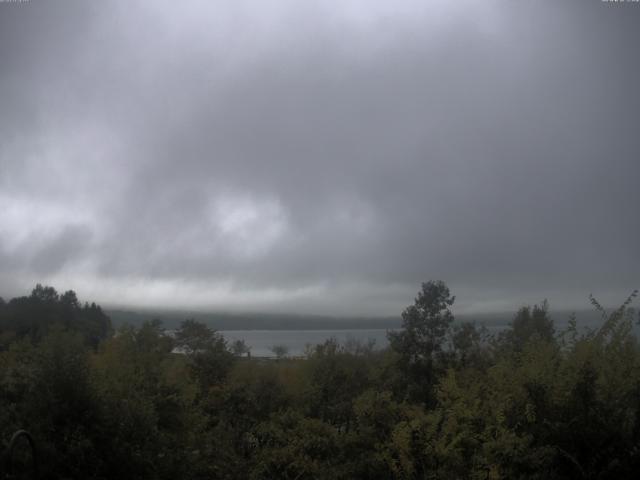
left=388, top=280, right=455, bottom=404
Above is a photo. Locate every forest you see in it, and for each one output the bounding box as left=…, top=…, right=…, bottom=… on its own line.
left=1, top=281, right=639, bottom=479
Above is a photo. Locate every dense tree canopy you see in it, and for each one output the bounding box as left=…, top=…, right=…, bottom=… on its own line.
left=0, top=285, right=111, bottom=348
left=1, top=283, right=639, bottom=479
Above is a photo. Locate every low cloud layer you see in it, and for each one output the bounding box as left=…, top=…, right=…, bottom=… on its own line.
left=1, top=0, right=638, bottom=315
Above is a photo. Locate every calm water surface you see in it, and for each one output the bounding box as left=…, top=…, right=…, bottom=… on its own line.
left=218, top=311, right=616, bottom=358
left=220, top=329, right=391, bottom=357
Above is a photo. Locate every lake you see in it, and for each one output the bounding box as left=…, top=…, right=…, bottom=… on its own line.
left=220, top=329, right=392, bottom=357
left=219, top=311, right=612, bottom=357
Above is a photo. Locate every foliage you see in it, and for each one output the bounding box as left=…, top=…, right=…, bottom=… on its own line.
left=499, top=300, right=555, bottom=351
left=231, top=339, right=251, bottom=357
left=0, top=285, right=111, bottom=348
left=270, top=344, right=290, bottom=360
left=174, top=319, right=235, bottom=391
left=387, top=280, right=456, bottom=405
left=1, top=283, right=640, bottom=479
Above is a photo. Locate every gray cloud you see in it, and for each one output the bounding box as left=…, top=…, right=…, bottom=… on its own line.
left=28, top=224, right=93, bottom=275
left=0, top=0, right=638, bottom=314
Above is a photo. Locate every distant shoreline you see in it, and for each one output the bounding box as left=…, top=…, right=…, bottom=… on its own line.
left=106, top=308, right=607, bottom=331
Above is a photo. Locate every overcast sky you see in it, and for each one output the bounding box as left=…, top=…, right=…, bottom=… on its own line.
left=0, top=0, right=638, bottom=316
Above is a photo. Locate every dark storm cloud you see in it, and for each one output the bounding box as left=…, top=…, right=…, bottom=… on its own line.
left=0, top=0, right=638, bottom=314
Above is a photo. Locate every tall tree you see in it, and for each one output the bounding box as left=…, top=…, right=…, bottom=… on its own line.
left=388, top=280, right=455, bottom=404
